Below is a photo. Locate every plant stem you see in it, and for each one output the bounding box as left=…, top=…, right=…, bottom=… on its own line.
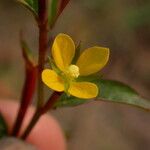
left=37, top=0, right=49, bottom=108
left=59, top=0, right=70, bottom=15
left=21, top=0, right=55, bottom=139
left=20, top=0, right=69, bottom=140
left=12, top=66, right=37, bottom=136
left=21, top=108, right=41, bottom=139
left=21, top=92, right=61, bottom=139
left=12, top=34, right=37, bottom=136
left=41, top=92, right=62, bottom=114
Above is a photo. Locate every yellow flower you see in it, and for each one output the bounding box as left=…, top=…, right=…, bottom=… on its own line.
left=42, top=33, right=109, bottom=99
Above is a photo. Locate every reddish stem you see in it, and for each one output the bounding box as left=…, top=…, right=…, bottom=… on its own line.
left=58, top=0, right=70, bottom=15
left=12, top=33, right=38, bottom=136
left=41, top=92, right=62, bottom=114
left=12, top=65, right=37, bottom=136
left=20, top=0, right=68, bottom=139
left=37, top=0, right=49, bottom=107
left=20, top=0, right=49, bottom=139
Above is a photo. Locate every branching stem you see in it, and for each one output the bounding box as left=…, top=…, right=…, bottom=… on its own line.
left=37, top=0, right=49, bottom=108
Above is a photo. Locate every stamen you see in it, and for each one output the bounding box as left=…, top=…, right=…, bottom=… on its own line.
left=66, top=65, right=80, bottom=78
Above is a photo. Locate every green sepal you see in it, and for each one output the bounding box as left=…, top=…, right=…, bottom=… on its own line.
left=47, top=56, right=61, bottom=75
left=72, top=41, right=81, bottom=64
left=0, top=113, right=8, bottom=139
left=76, top=74, right=101, bottom=82
left=47, top=57, right=72, bottom=95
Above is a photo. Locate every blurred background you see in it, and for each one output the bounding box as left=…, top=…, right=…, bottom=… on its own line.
left=0, top=0, right=150, bottom=149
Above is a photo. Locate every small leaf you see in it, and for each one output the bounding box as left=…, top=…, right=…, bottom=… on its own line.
left=26, top=0, right=38, bottom=13
left=0, top=113, right=8, bottom=139
left=17, top=0, right=38, bottom=20
left=76, top=74, right=101, bottom=82
left=48, top=0, right=59, bottom=25
left=72, top=41, right=81, bottom=64
left=21, top=38, right=35, bottom=66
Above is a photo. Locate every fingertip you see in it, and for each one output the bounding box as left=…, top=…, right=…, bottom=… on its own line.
left=26, top=111, right=66, bottom=150
left=0, top=99, right=66, bottom=150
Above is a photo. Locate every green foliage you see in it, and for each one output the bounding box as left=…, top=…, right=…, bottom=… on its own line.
left=0, top=113, right=8, bottom=139
left=27, top=0, right=38, bottom=13
left=21, top=39, right=35, bottom=65
left=17, top=0, right=38, bottom=19
left=48, top=0, right=59, bottom=24
left=96, top=80, right=150, bottom=110
left=55, top=79, right=150, bottom=111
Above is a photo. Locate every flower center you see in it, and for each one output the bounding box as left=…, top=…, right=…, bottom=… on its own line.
left=66, top=65, right=80, bottom=78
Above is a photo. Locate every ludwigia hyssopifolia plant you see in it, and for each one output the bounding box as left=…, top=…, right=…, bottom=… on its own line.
left=0, top=0, right=150, bottom=147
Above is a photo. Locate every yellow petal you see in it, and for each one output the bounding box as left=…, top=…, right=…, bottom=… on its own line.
left=76, top=46, right=109, bottom=76
left=52, top=33, right=75, bottom=71
left=68, top=82, right=98, bottom=99
left=42, top=69, right=64, bottom=92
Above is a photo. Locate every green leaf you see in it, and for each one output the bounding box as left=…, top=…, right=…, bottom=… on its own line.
left=20, top=38, right=35, bottom=66
left=17, top=0, right=38, bottom=20
left=96, top=79, right=150, bottom=111
left=54, top=78, right=150, bottom=111
left=72, top=41, right=81, bottom=64
left=48, top=0, right=59, bottom=25
left=24, top=0, right=38, bottom=13
left=0, top=113, right=8, bottom=139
